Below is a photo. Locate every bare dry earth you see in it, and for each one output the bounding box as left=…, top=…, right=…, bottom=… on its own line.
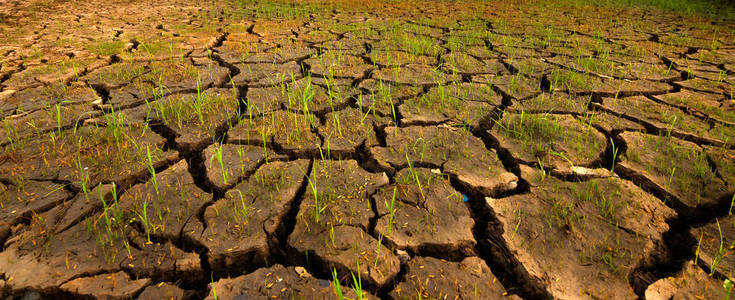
left=1, top=0, right=735, bottom=299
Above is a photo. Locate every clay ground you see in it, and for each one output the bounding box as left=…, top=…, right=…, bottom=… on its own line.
left=0, top=0, right=735, bottom=299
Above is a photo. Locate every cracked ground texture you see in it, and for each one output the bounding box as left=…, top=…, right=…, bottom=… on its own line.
left=0, top=0, right=734, bottom=299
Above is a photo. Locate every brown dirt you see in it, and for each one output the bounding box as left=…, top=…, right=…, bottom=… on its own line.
left=1, top=0, right=734, bottom=298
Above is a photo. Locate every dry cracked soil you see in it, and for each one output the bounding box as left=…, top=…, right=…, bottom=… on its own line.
left=0, top=0, right=735, bottom=299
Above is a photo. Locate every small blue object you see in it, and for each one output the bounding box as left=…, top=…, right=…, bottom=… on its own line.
left=462, top=194, right=469, bottom=202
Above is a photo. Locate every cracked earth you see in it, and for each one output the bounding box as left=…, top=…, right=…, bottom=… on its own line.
left=1, top=0, right=734, bottom=299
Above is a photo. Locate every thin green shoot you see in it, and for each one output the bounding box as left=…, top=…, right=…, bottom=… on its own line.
left=406, top=154, right=424, bottom=201
left=332, top=268, right=344, bottom=299
left=146, top=145, right=159, bottom=195
left=384, top=186, right=397, bottom=236
left=374, top=232, right=383, bottom=269
left=710, top=219, right=725, bottom=276
left=610, top=137, right=618, bottom=171
left=352, top=259, right=364, bottom=300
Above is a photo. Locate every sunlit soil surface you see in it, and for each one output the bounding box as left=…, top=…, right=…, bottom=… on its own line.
left=0, top=0, right=734, bottom=298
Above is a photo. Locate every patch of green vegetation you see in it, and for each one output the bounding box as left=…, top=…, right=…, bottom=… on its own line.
left=231, top=0, right=335, bottom=20
left=500, top=113, right=565, bottom=151
left=548, top=0, right=735, bottom=21
left=495, top=113, right=604, bottom=167
left=710, top=124, right=735, bottom=146
left=85, top=40, right=126, bottom=56
left=152, top=89, right=235, bottom=132
left=399, top=33, right=441, bottom=57
left=549, top=68, right=596, bottom=92
left=628, top=134, right=719, bottom=201
left=136, top=40, right=183, bottom=58
left=545, top=196, right=584, bottom=231
left=572, top=180, right=618, bottom=223
left=446, top=34, right=486, bottom=52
